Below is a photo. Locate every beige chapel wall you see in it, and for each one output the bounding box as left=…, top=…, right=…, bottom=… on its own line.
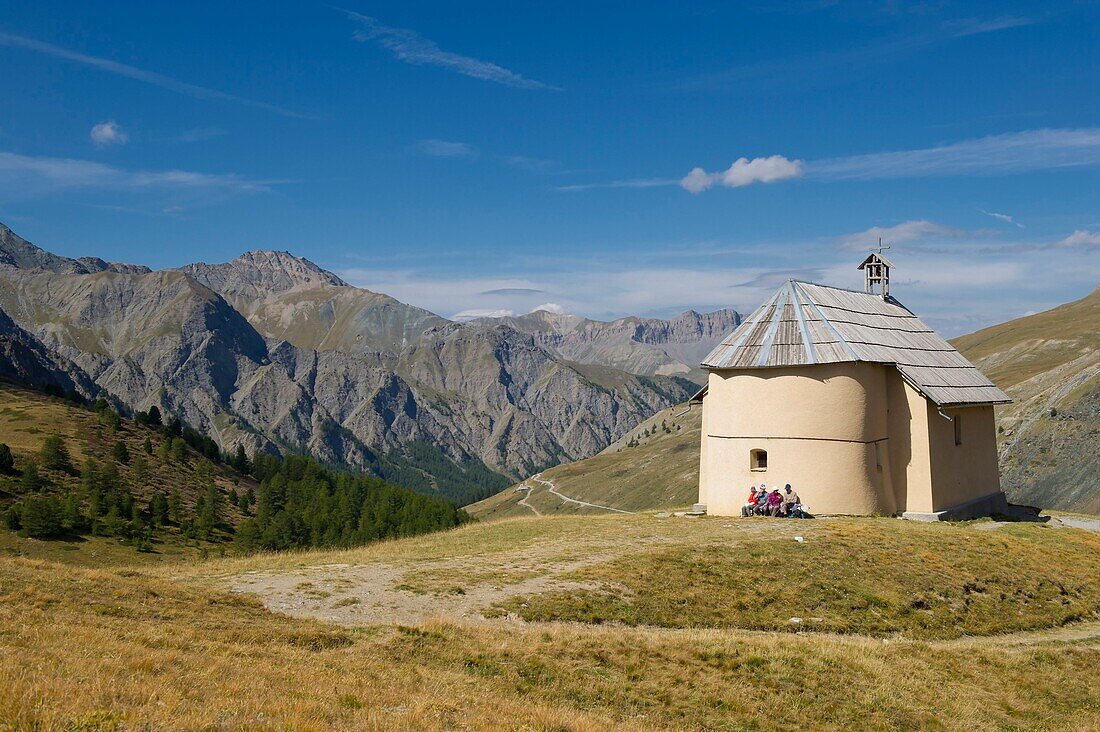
left=885, top=371, right=934, bottom=513
left=926, top=404, right=1002, bottom=510
left=699, top=362, right=897, bottom=516
left=704, top=361, right=889, bottom=442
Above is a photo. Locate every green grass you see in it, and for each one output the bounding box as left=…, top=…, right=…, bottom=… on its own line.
left=495, top=518, right=1100, bottom=639
left=468, top=404, right=700, bottom=519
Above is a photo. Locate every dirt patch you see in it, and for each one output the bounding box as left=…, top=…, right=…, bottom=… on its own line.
left=231, top=556, right=604, bottom=626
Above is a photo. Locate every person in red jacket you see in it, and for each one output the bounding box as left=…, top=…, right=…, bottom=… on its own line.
left=740, top=486, right=760, bottom=517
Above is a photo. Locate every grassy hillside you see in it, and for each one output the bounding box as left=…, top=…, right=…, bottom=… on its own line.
left=950, top=285, right=1100, bottom=513
left=467, top=403, right=700, bottom=519
left=0, top=380, right=467, bottom=562
left=3, top=514, right=1098, bottom=730
left=0, top=380, right=256, bottom=562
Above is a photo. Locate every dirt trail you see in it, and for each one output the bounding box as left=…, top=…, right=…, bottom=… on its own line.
left=515, top=486, right=541, bottom=516
left=532, top=473, right=633, bottom=514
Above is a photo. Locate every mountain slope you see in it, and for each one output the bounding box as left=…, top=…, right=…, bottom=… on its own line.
left=0, top=223, right=693, bottom=504
left=0, top=306, right=97, bottom=399
left=950, top=285, right=1100, bottom=514
left=180, top=252, right=448, bottom=357
left=470, top=307, right=740, bottom=381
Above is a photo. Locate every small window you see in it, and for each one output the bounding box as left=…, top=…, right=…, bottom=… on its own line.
left=750, top=449, right=768, bottom=471
left=954, top=415, right=963, bottom=446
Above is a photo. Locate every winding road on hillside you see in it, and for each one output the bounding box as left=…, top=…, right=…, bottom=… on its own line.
left=515, top=486, right=541, bottom=516
left=531, top=473, right=634, bottom=514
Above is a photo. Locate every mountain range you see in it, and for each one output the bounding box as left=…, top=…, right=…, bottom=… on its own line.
left=470, top=285, right=1100, bottom=517
left=0, top=222, right=735, bottom=505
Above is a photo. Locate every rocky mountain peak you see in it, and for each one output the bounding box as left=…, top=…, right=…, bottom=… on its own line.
left=179, top=250, right=347, bottom=299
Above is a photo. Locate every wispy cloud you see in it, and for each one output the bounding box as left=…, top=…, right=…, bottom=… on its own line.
left=809, top=128, right=1100, bottom=180
left=0, top=32, right=307, bottom=118
left=339, top=244, right=1097, bottom=338
left=945, top=16, right=1033, bottom=37
left=503, top=155, right=559, bottom=172
left=416, top=139, right=478, bottom=158
left=564, top=127, right=1100, bottom=194
left=345, top=12, right=559, bottom=91
left=1057, top=230, right=1100, bottom=249
left=481, top=287, right=546, bottom=296
left=0, top=150, right=272, bottom=194
left=90, top=121, right=127, bottom=147
left=177, top=127, right=228, bottom=143
left=681, top=155, right=804, bottom=193
left=979, top=209, right=1024, bottom=228
left=679, top=15, right=1033, bottom=92
left=837, top=220, right=965, bottom=251
left=556, top=177, right=680, bottom=192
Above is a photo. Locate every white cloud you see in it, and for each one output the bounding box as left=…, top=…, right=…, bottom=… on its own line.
left=980, top=209, right=1024, bottom=228
left=346, top=12, right=559, bottom=91
left=90, top=121, right=127, bottom=146
left=339, top=240, right=1098, bottom=339
left=565, top=127, right=1100, bottom=194
left=0, top=32, right=305, bottom=118
left=530, top=302, right=566, bottom=314
left=680, top=155, right=804, bottom=194
left=1057, top=230, right=1100, bottom=249
left=450, top=308, right=515, bottom=321
left=416, top=139, right=477, bottom=158
left=0, top=150, right=271, bottom=194
left=838, top=220, right=965, bottom=251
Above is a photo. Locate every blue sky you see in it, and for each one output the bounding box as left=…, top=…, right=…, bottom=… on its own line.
left=0, top=1, right=1098, bottom=335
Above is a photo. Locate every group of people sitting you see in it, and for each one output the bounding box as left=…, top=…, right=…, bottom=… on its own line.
left=741, top=483, right=809, bottom=519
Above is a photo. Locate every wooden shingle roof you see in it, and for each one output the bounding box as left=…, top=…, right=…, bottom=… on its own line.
left=701, top=280, right=1011, bottom=407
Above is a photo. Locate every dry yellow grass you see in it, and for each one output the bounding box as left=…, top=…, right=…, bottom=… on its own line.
left=2, top=552, right=1099, bottom=731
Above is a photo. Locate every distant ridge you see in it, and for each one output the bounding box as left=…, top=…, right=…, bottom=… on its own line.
left=0, top=221, right=694, bottom=505
left=469, top=308, right=741, bottom=381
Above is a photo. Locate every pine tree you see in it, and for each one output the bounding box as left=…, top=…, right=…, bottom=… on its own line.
left=146, top=406, right=162, bottom=427
left=0, top=443, right=13, bottom=473
left=39, top=434, right=74, bottom=473
left=130, top=453, right=149, bottom=487
left=19, top=461, right=42, bottom=491
left=167, top=488, right=182, bottom=525
left=148, top=492, right=169, bottom=527
left=232, top=444, right=251, bottom=474
left=171, top=437, right=187, bottom=462
left=19, top=495, right=62, bottom=537
left=144, top=436, right=154, bottom=455
left=112, top=440, right=130, bottom=465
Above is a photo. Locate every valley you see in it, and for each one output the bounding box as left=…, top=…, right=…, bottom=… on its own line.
left=0, top=222, right=717, bottom=505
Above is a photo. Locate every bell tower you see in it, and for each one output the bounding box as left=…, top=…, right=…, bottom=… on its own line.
left=858, top=241, right=893, bottom=298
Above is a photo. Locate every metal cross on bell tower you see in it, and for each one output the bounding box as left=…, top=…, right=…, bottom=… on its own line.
left=857, top=239, right=893, bottom=298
